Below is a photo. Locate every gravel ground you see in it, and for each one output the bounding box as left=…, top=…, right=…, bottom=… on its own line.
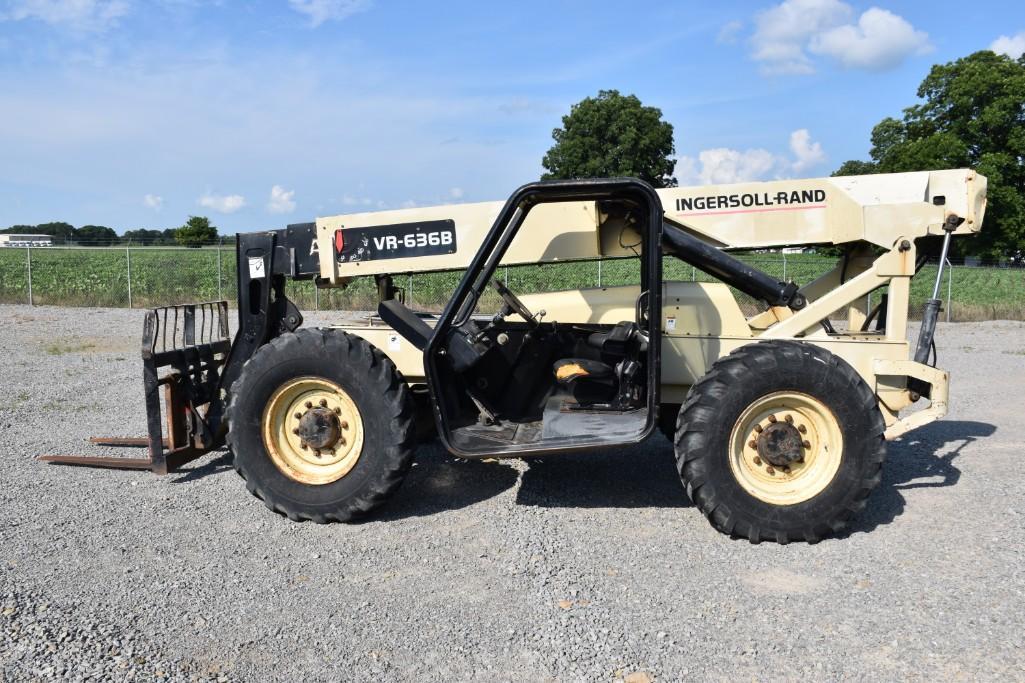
left=1, top=305, right=1023, bottom=681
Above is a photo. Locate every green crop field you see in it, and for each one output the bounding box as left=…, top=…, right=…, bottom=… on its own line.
left=1, top=246, right=1023, bottom=320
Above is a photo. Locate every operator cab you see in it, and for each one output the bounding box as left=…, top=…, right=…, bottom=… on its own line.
left=378, top=178, right=663, bottom=458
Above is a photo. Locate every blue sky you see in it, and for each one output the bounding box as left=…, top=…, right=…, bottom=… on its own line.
left=0, top=0, right=1022, bottom=234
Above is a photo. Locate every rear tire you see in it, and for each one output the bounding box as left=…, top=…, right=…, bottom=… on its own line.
left=226, top=328, right=416, bottom=522
left=674, top=340, right=885, bottom=543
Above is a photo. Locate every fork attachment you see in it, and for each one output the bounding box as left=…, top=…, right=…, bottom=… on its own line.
left=40, top=301, right=232, bottom=474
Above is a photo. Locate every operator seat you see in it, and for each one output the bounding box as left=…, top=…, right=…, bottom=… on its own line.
left=553, top=358, right=616, bottom=403
left=552, top=321, right=641, bottom=405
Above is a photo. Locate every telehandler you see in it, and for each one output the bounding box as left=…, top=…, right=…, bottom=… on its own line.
left=44, top=170, right=986, bottom=543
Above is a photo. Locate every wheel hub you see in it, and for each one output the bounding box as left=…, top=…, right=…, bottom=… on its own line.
left=296, top=407, right=341, bottom=451
left=262, top=377, right=364, bottom=485
left=729, top=392, right=843, bottom=506
left=756, top=421, right=804, bottom=467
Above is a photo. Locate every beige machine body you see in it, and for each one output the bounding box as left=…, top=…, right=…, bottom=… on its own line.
left=314, top=169, right=986, bottom=441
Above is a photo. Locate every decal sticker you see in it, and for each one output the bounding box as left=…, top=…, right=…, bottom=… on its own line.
left=388, top=334, right=401, bottom=351
left=674, top=189, right=827, bottom=216
left=248, top=256, right=265, bottom=279
left=665, top=317, right=676, bottom=332
left=335, top=220, right=456, bottom=263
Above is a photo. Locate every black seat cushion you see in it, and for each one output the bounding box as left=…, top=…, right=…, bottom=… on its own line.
left=553, top=358, right=614, bottom=384
left=553, top=358, right=616, bottom=404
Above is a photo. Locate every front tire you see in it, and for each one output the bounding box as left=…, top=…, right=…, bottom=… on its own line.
left=226, top=328, right=416, bottom=522
left=674, top=340, right=885, bottom=543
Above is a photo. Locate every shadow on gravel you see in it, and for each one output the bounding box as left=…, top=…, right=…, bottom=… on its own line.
left=843, top=419, right=996, bottom=536
left=515, top=438, right=690, bottom=509
left=373, top=444, right=520, bottom=520
left=171, top=451, right=234, bottom=483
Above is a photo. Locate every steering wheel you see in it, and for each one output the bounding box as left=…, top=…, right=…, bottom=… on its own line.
left=491, top=280, right=538, bottom=328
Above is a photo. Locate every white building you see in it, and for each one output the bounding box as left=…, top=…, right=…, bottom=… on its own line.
left=0, top=234, right=53, bottom=247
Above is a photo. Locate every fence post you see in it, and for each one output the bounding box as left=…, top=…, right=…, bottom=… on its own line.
left=216, top=242, right=223, bottom=301
left=26, top=244, right=32, bottom=306
left=315, top=282, right=320, bottom=311
left=945, top=257, right=953, bottom=323
left=408, top=274, right=413, bottom=307
left=597, top=258, right=602, bottom=288
left=782, top=252, right=788, bottom=282
left=125, top=245, right=133, bottom=308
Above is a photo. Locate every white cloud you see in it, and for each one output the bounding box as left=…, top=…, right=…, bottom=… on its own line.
left=449, top=187, right=464, bottom=200
left=691, top=148, right=778, bottom=185
left=2, top=0, right=130, bottom=32
left=809, top=7, right=931, bottom=70
left=751, top=0, right=930, bottom=74
left=717, top=20, right=744, bottom=45
left=679, top=129, right=826, bottom=185
left=266, top=185, right=296, bottom=214
left=288, top=0, right=370, bottom=27
left=752, top=0, right=851, bottom=74
left=342, top=194, right=374, bottom=207
left=789, top=128, right=825, bottom=172
left=990, top=32, right=1025, bottom=59
left=143, top=193, right=163, bottom=210
left=197, top=192, right=245, bottom=214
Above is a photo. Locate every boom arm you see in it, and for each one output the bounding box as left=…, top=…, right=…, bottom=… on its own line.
left=310, top=169, right=986, bottom=283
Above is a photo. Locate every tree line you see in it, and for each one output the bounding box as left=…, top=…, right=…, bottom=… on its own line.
left=0, top=216, right=220, bottom=247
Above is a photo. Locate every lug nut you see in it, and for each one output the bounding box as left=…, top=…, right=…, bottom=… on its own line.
left=753, top=456, right=762, bottom=465
left=294, top=412, right=302, bottom=420
left=334, top=407, right=342, bottom=415
left=766, top=466, right=775, bottom=475
left=784, top=414, right=793, bottom=424
left=782, top=466, right=791, bottom=473
left=802, top=440, right=811, bottom=449
left=292, top=428, right=300, bottom=435
left=319, top=399, right=328, bottom=408
left=305, top=401, right=313, bottom=409
left=313, top=449, right=321, bottom=457
left=300, top=442, right=308, bottom=450
left=768, top=415, right=777, bottom=423
left=798, top=424, right=807, bottom=434
left=340, top=421, right=349, bottom=429
left=748, top=440, right=758, bottom=449
left=753, top=424, right=763, bottom=434
left=796, top=456, right=805, bottom=463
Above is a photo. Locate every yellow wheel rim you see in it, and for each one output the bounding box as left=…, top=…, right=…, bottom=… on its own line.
left=728, top=391, right=843, bottom=506
left=261, top=376, right=364, bottom=485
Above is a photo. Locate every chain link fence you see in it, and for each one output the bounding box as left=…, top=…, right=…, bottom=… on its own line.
left=1, top=244, right=1024, bottom=321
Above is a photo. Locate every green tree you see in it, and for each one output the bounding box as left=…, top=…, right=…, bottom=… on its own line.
left=175, top=216, right=218, bottom=248
left=36, top=222, right=77, bottom=241
left=542, top=90, right=677, bottom=188
left=834, top=51, right=1025, bottom=259
left=123, top=228, right=172, bottom=245
left=76, top=225, right=118, bottom=245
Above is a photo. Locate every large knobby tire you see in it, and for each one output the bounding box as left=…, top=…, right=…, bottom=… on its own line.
left=226, top=328, right=416, bottom=522
left=674, top=340, right=885, bottom=544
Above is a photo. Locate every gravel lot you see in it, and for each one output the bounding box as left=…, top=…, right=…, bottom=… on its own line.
left=1, top=305, right=1023, bottom=681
